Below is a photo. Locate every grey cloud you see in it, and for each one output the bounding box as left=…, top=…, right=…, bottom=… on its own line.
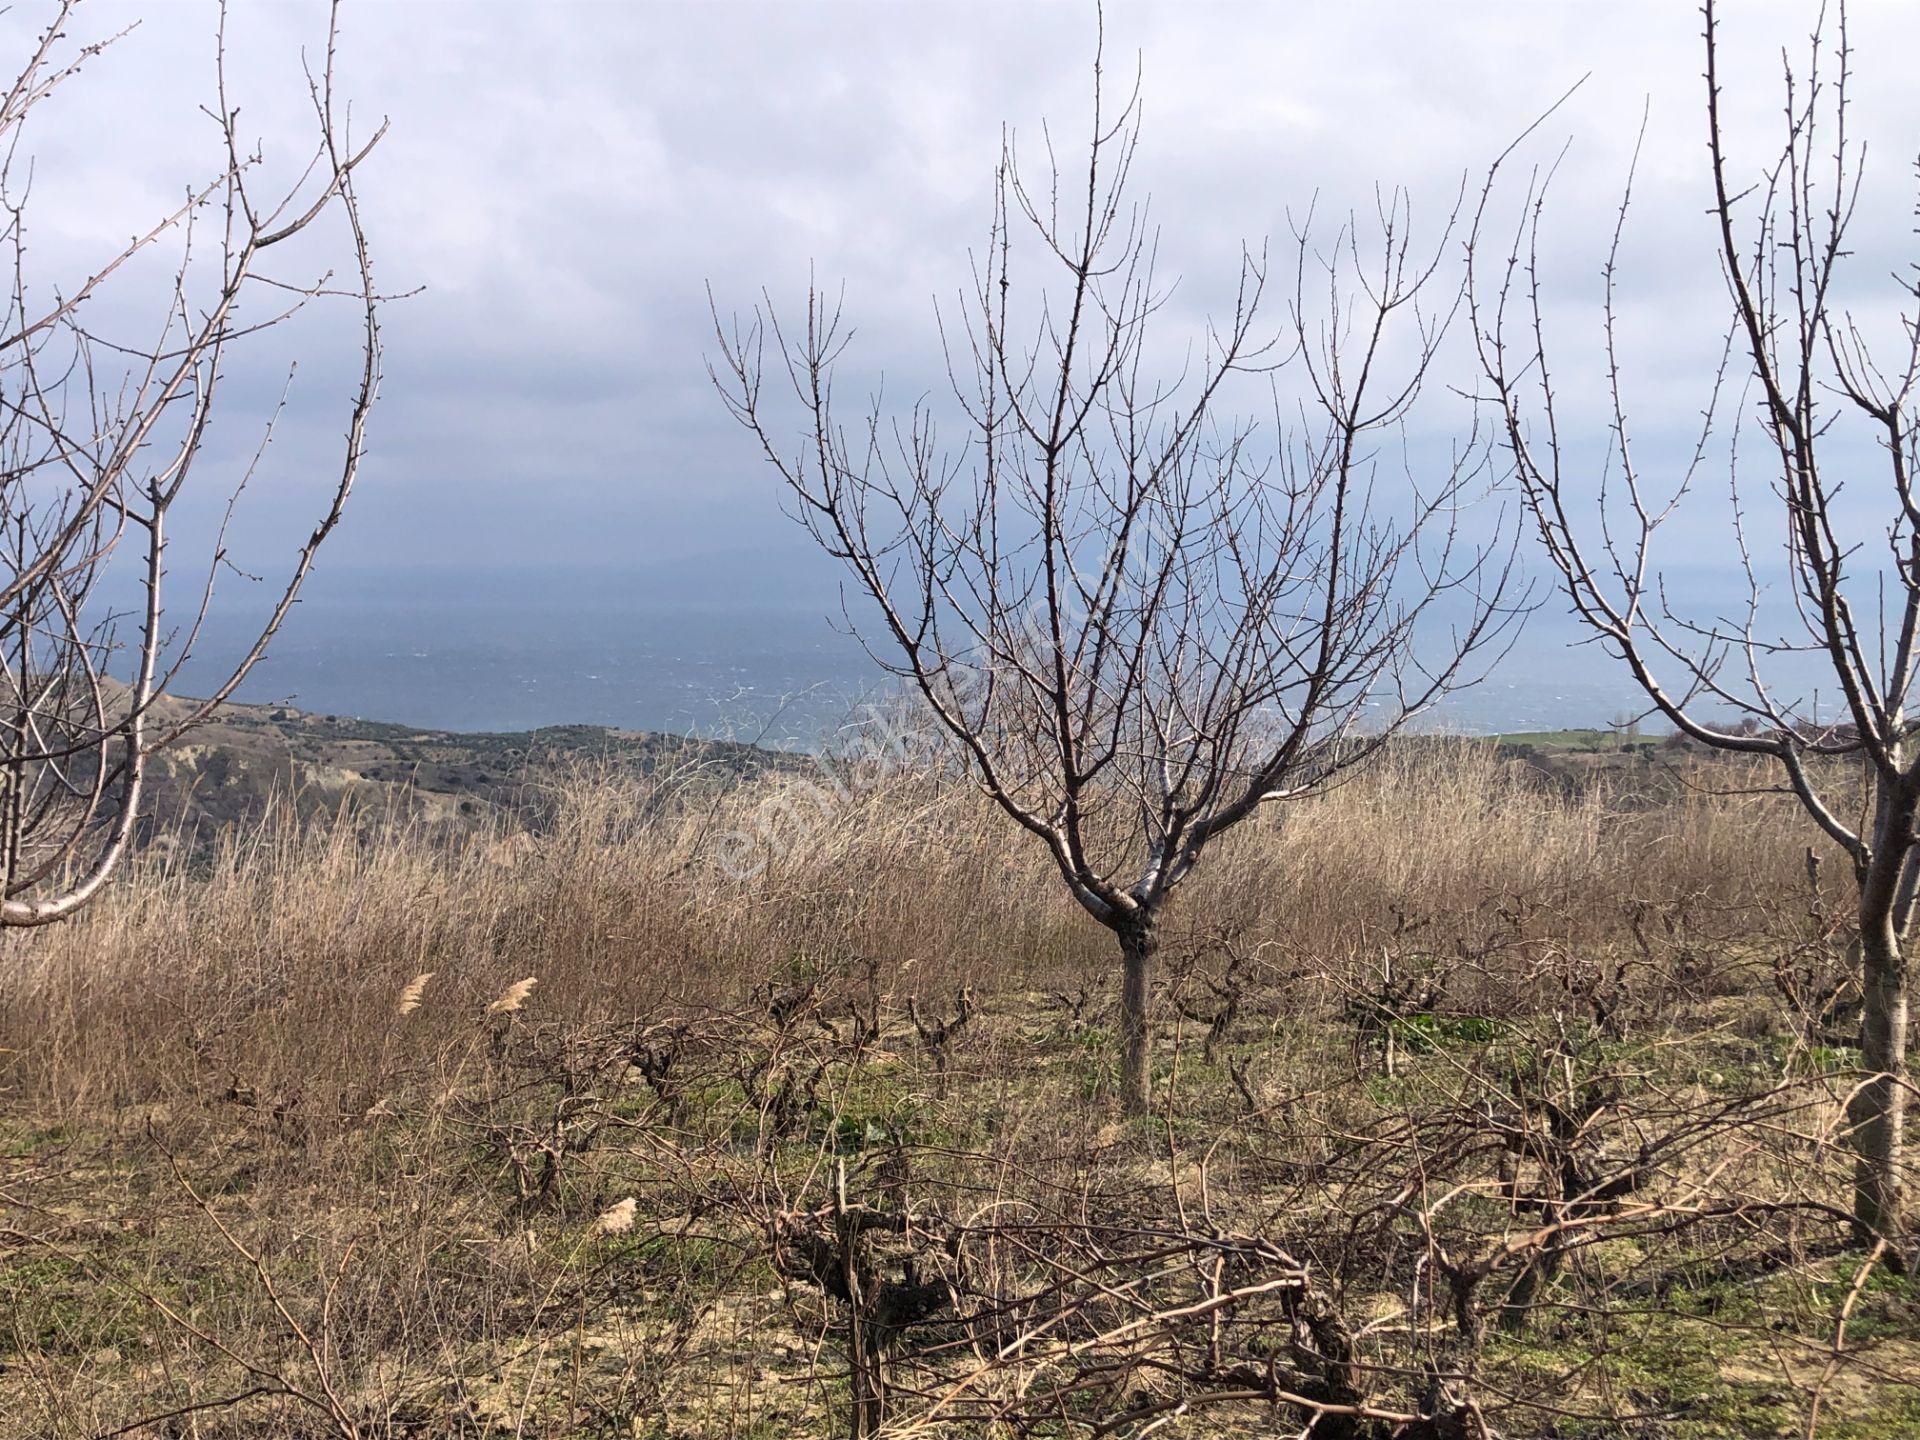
left=7, top=0, right=1918, bottom=671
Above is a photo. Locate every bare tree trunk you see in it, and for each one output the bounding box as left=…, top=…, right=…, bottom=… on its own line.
left=1118, top=920, right=1157, bottom=1115
left=1852, top=913, right=1909, bottom=1247
left=1852, top=781, right=1912, bottom=1251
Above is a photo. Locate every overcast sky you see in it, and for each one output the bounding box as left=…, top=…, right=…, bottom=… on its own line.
left=8, top=0, right=1920, bottom=724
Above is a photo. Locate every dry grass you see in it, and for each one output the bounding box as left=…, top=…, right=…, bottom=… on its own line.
left=1, top=740, right=1913, bottom=1437
left=3, top=740, right=1802, bottom=1108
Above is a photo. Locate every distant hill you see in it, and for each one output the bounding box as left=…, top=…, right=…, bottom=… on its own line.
left=139, top=694, right=784, bottom=838
left=136, top=700, right=1703, bottom=844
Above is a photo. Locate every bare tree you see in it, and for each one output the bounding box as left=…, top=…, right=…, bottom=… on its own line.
left=0, top=1, right=382, bottom=925
left=714, top=51, right=1518, bottom=1112
left=1471, top=0, right=1912, bottom=1250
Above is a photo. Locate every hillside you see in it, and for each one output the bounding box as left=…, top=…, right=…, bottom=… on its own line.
left=139, top=694, right=784, bottom=835
left=138, top=702, right=1705, bottom=840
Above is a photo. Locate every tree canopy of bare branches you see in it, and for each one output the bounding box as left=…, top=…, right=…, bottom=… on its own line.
left=715, top=46, right=1519, bottom=1112
left=0, top=0, right=382, bottom=926
left=1471, top=0, right=1915, bottom=1255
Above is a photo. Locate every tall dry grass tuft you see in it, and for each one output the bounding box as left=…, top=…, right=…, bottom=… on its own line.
left=1187, top=739, right=1801, bottom=944
left=0, top=740, right=1817, bottom=1119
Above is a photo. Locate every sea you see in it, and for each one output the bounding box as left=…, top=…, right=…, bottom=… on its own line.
left=163, top=568, right=1676, bottom=746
